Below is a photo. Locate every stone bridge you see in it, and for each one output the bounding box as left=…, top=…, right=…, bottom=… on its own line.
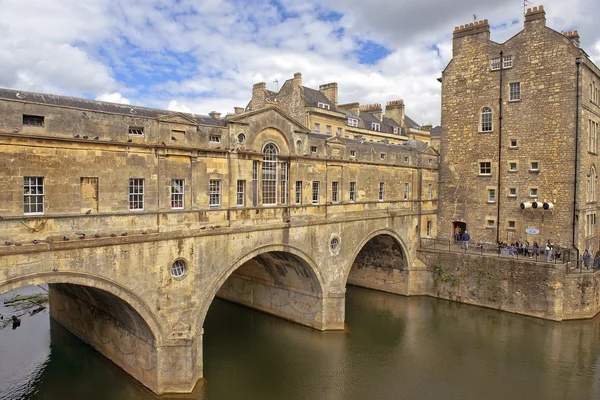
left=0, top=208, right=428, bottom=394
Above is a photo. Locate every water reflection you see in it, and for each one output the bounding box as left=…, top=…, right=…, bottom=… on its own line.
left=1, top=286, right=600, bottom=399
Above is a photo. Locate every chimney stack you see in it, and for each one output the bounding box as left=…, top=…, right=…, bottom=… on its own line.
left=209, top=111, right=221, bottom=120
left=384, top=100, right=405, bottom=127
left=338, top=102, right=360, bottom=116
left=249, top=82, right=268, bottom=111
left=452, top=19, right=490, bottom=56
left=360, top=103, right=383, bottom=121
left=234, top=107, right=244, bottom=115
left=563, top=30, right=580, bottom=48
left=319, top=83, right=338, bottom=107
left=293, top=72, right=302, bottom=87
left=524, top=5, right=546, bottom=29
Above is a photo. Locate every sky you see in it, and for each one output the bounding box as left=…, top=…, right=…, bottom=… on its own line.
left=1, top=0, right=598, bottom=125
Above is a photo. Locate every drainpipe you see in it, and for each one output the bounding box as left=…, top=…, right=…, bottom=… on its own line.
left=573, top=57, right=582, bottom=260
left=496, top=51, right=504, bottom=244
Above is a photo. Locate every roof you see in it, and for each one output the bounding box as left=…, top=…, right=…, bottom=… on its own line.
left=307, top=132, right=427, bottom=152
left=302, top=86, right=338, bottom=111
left=0, top=88, right=225, bottom=127
left=430, top=126, right=441, bottom=135
left=405, top=115, right=421, bottom=129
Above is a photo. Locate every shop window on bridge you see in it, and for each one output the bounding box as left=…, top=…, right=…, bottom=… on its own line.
left=350, top=182, right=356, bottom=202
left=281, top=162, right=288, bottom=204
left=295, top=181, right=302, bottom=204
left=171, top=179, right=184, bottom=209
left=209, top=180, right=221, bottom=208
left=262, top=144, right=278, bottom=205
left=237, top=180, right=246, bottom=207
left=129, top=178, right=144, bottom=211
left=24, top=176, right=44, bottom=215
left=312, top=181, right=320, bottom=204
left=332, top=181, right=339, bottom=203
left=252, top=160, right=258, bottom=206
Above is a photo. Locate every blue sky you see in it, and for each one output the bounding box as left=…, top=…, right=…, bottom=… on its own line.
left=0, top=0, right=598, bottom=125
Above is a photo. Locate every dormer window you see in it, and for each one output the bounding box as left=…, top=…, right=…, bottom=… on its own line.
left=128, top=126, right=144, bottom=136
left=209, top=135, right=221, bottom=143
left=317, top=102, right=331, bottom=110
left=347, top=118, right=359, bottom=127
left=371, top=122, right=381, bottom=131
left=393, top=126, right=400, bottom=134
left=23, top=115, right=44, bottom=127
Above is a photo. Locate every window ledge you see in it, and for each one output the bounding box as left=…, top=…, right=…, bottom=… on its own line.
left=508, top=99, right=521, bottom=103
left=485, top=226, right=495, bottom=229
left=508, top=146, right=518, bottom=150
left=479, top=173, right=492, bottom=177
left=589, top=151, right=598, bottom=156
left=478, top=131, right=494, bottom=134
left=508, top=195, right=517, bottom=198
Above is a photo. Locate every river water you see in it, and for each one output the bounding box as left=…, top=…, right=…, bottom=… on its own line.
left=1, top=285, right=600, bottom=400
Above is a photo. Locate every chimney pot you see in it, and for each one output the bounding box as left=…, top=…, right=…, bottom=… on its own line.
left=209, top=111, right=221, bottom=119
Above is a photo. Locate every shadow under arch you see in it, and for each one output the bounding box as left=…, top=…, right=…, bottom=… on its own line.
left=0, top=271, right=163, bottom=344
left=197, top=244, right=326, bottom=331
left=343, top=229, right=410, bottom=295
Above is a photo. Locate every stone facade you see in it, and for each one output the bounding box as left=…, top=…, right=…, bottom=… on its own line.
left=0, top=87, right=439, bottom=394
left=246, top=72, right=432, bottom=146
left=438, top=5, right=600, bottom=254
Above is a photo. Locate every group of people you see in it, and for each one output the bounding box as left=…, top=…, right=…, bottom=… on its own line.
left=454, top=227, right=470, bottom=249
left=581, top=249, right=600, bottom=270
left=498, top=240, right=558, bottom=262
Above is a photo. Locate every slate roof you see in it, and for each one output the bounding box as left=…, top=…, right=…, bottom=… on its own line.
left=307, top=132, right=425, bottom=152
left=0, top=88, right=225, bottom=126
left=430, top=126, right=441, bottom=135
left=405, top=115, right=421, bottom=129
left=302, top=86, right=338, bottom=111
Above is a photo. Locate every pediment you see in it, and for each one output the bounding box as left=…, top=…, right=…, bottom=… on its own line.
left=227, top=106, right=310, bottom=133
left=422, top=146, right=440, bottom=156
left=156, top=112, right=199, bottom=126
left=326, top=136, right=347, bottom=145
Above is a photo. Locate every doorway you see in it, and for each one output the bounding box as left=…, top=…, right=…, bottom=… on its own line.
left=452, top=221, right=466, bottom=242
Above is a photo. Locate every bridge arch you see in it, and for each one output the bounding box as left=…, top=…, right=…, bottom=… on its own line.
left=343, top=229, right=410, bottom=294
left=0, top=271, right=163, bottom=344
left=197, top=244, right=326, bottom=331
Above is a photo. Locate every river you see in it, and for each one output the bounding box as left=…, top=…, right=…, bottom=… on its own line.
left=1, top=285, right=599, bottom=400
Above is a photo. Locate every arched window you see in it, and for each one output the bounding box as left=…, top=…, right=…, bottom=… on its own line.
left=480, top=107, right=493, bottom=132
left=589, top=165, right=597, bottom=203
left=262, top=143, right=278, bottom=205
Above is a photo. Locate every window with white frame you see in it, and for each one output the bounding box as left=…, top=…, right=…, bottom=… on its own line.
left=490, top=58, right=501, bottom=70
left=332, top=181, right=339, bottom=203
left=588, top=165, right=597, bottom=203
left=129, top=178, right=144, bottom=210
left=530, top=161, right=539, bottom=172
left=280, top=162, right=288, bottom=204
left=252, top=160, right=258, bottom=206
left=295, top=181, right=302, bottom=204
left=209, top=135, right=221, bottom=143
left=371, top=122, right=381, bottom=131
left=379, top=182, right=385, bottom=201
left=350, top=149, right=356, bottom=158
left=586, top=213, right=597, bottom=237
left=479, top=161, right=491, bottom=175
left=488, top=188, right=496, bottom=203
left=23, top=177, right=44, bottom=215
left=509, top=138, right=518, bottom=148
left=262, top=144, right=278, bottom=205
left=236, top=180, right=245, bottom=206
left=393, top=126, right=400, bottom=134
left=509, top=82, right=521, bottom=101
left=508, top=220, right=516, bottom=229
left=209, top=180, right=221, bottom=207
left=171, top=179, right=184, bottom=209
left=487, top=219, right=495, bottom=228
left=404, top=183, right=409, bottom=200
left=313, top=123, right=321, bottom=133
left=529, top=188, right=538, bottom=197
left=317, top=102, right=330, bottom=110
left=312, top=181, right=320, bottom=204
left=380, top=153, right=386, bottom=160
left=590, top=119, right=598, bottom=153
left=337, top=127, right=343, bottom=136
left=502, top=55, right=513, bottom=68
left=509, top=187, right=517, bottom=197
left=480, top=107, right=493, bottom=132
left=350, top=182, right=356, bottom=202
left=326, top=125, right=332, bottom=135
left=509, top=162, right=517, bottom=172
left=347, top=118, right=359, bottom=127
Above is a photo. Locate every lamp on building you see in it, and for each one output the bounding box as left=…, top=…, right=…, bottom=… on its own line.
left=543, top=202, right=554, bottom=210
left=520, top=202, right=532, bottom=209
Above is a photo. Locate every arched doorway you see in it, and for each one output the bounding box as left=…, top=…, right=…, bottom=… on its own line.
left=452, top=221, right=467, bottom=242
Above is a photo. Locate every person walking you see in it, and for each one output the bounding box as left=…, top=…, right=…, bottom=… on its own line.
left=546, top=240, right=553, bottom=263
left=524, top=241, right=531, bottom=257
left=509, top=243, right=515, bottom=257
left=455, top=226, right=462, bottom=243
left=461, top=230, right=470, bottom=250
left=533, top=241, right=539, bottom=258
left=583, top=249, right=591, bottom=270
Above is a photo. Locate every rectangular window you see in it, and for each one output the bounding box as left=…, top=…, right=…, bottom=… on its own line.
left=530, top=188, right=538, bottom=197
left=371, top=122, right=381, bottom=131
left=487, top=219, right=495, bottom=228
left=209, top=135, right=221, bottom=143
left=313, top=123, right=321, bottom=133
left=252, top=160, right=258, bottom=206
left=508, top=220, right=516, bottom=229
left=23, top=115, right=44, bottom=127
left=503, top=55, right=513, bottom=69
left=509, top=138, right=518, bottom=148
left=393, top=126, right=400, bottom=134
left=530, top=161, right=539, bottom=172
left=317, top=102, right=330, bottom=110
left=479, top=162, right=491, bottom=175
left=509, top=162, right=517, bottom=172
left=427, top=184, right=433, bottom=200
left=426, top=221, right=432, bottom=237
left=209, top=180, right=221, bottom=207
left=350, top=150, right=356, bottom=158
left=326, top=125, right=332, bottom=135
left=488, top=188, right=496, bottom=203
left=509, top=82, right=521, bottom=101
left=171, top=179, right=184, bottom=209
left=280, top=163, right=288, bottom=205
left=350, top=182, right=356, bottom=202
left=590, top=119, right=598, bottom=154
left=295, top=181, right=302, bottom=204
left=23, top=177, right=44, bottom=215
left=404, top=183, right=409, bottom=200
left=509, top=187, right=517, bottom=197
left=490, top=58, right=501, bottom=70
left=337, top=127, right=343, bottom=136
left=128, top=126, right=144, bottom=136
left=332, top=181, right=339, bottom=203
left=129, top=178, right=144, bottom=211
left=171, top=129, right=185, bottom=141
left=236, top=180, right=245, bottom=207
left=347, top=118, right=359, bottom=127
left=312, top=181, right=320, bottom=204
left=379, top=182, right=385, bottom=201
left=404, top=156, right=409, bottom=163
left=310, top=146, right=318, bottom=154
left=380, top=153, right=386, bottom=160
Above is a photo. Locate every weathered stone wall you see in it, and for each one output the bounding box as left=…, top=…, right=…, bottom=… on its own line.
left=417, top=249, right=600, bottom=321
left=439, top=7, right=598, bottom=251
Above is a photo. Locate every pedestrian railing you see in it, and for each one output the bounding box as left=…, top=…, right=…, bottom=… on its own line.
left=420, top=237, right=578, bottom=269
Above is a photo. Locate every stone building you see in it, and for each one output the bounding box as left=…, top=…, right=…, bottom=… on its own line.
left=438, top=5, right=600, bottom=253
left=247, top=72, right=432, bottom=146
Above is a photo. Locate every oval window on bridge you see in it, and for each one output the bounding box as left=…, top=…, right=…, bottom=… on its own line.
left=330, top=237, right=340, bottom=253
left=171, top=260, right=187, bottom=278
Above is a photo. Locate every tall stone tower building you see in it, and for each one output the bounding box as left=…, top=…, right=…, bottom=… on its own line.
left=438, top=5, right=600, bottom=253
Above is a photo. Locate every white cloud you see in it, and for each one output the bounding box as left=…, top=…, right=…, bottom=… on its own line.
left=0, top=0, right=599, bottom=125
left=96, top=92, right=130, bottom=104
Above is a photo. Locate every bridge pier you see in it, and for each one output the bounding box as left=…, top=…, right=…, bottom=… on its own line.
left=49, top=284, right=202, bottom=395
